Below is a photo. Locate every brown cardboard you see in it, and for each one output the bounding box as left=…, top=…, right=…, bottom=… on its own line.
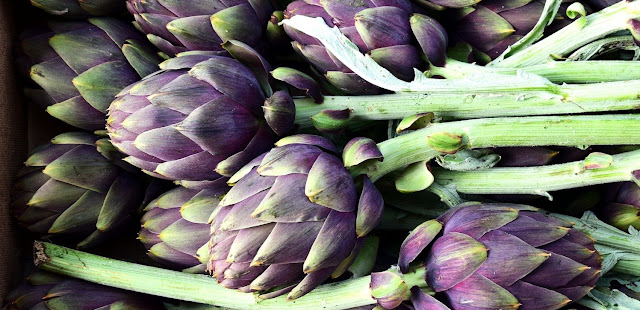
left=0, top=1, right=28, bottom=303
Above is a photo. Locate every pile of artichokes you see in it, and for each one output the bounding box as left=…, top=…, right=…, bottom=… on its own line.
left=6, top=0, right=640, bottom=309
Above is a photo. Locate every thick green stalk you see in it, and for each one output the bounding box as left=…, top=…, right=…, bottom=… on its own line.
left=432, top=149, right=640, bottom=197
left=491, top=0, right=640, bottom=67
left=34, top=242, right=377, bottom=310
left=293, top=80, right=640, bottom=129
left=349, top=115, right=640, bottom=181
left=430, top=59, right=640, bottom=84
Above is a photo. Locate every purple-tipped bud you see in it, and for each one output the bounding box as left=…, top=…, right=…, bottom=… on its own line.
left=356, top=176, right=384, bottom=237
left=12, top=132, right=146, bottom=249
left=310, top=109, right=351, bottom=134
left=493, top=147, right=558, bottom=167
left=343, top=137, right=383, bottom=168
left=371, top=271, right=409, bottom=309
left=271, top=67, right=323, bottom=103
left=629, top=19, right=640, bottom=46
left=396, top=203, right=602, bottom=310
left=127, top=0, right=273, bottom=57
left=264, top=91, right=296, bottom=136
left=582, top=152, right=613, bottom=170
left=207, top=135, right=381, bottom=299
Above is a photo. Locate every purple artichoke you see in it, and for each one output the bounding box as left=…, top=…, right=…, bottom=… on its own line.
left=12, top=132, right=146, bottom=249
left=29, top=0, right=124, bottom=18
left=445, top=0, right=577, bottom=62
left=126, top=0, right=273, bottom=57
left=601, top=182, right=640, bottom=231
left=283, top=0, right=448, bottom=94
left=207, top=134, right=384, bottom=299
left=106, top=49, right=293, bottom=189
left=5, top=270, right=162, bottom=309
left=376, top=202, right=602, bottom=310
left=139, top=186, right=225, bottom=273
left=20, top=18, right=160, bottom=131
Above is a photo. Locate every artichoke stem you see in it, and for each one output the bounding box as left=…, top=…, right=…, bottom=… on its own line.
left=34, top=241, right=378, bottom=309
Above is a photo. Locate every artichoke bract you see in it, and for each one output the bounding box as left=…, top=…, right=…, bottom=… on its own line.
left=139, top=186, right=225, bottom=273
left=126, top=0, right=273, bottom=57
left=29, top=0, right=124, bottom=18
left=207, top=134, right=384, bottom=300
left=12, top=132, right=146, bottom=249
left=382, top=202, right=602, bottom=310
left=283, top=0, right=447, bottom=94
left=21, top=17, right=160, bottom=131
left=5, top=270, right=162, bottom=309
left=107, top=51, right=283, bottom=189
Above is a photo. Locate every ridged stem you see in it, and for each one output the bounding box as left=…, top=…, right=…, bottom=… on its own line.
left=348, top=114, right=640, bottom=182
left=430, top=58, right=640, bottom=84
left=432, top=149, right=640, bottom=197
left=34, top=241, right=377, bottom=309
left=293, top=80, right=640, bottom=129
left=491, top=0, right=640, bottom=67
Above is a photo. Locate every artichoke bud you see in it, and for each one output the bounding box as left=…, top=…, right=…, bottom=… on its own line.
left=493, top=147, right=558, bottom=167
left=426, top=132, right=465, bottom=154
left=370, top=270, right=410, bottom=309
left=311, top=109, right=351, bottom=134
left=343, top=137, right=383, bottom=168
left=271, top=67, right=323, bottom=103
left=395, top=161, right=435, bottom=194
left=601, top=182, right=640, bottom=231
left=396, top=113, right=434, bottom=134
left=208, top=135, right=382, bottom=299
left=264, top=91, right=296, bottom=136
left=6, top=270, right=162, bottom=309
left=13, top=132, right=146, bottom=249
left=396, top=203, right=602, bottom=310
left=581, top=152, right=614, bottom=171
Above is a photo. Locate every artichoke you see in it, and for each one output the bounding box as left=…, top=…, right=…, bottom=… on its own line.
left=207, top=134, right=384, bottom=300
left=379, top=202, right=602, bottom=310
left=106, top=49, right=290, bottom=189
left=5, top=270, right=162, bottom=309
left=445, top=0, right=576, bottom=62
left=284, top=0, right=448, bottom=94
left=600, top=182, right=640, bottom=231
left=12, top=132, right=146, bottom=249
left=126, top=0, right=273, bottom=57
left=29, top=0, right=124, bottom=18
left=20, top=17, right=160, bottom=131
left=139, top=186, right=225, bottom=273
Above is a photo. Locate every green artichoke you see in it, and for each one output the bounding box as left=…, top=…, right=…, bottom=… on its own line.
left=12, top=132, right=146, bottom=249
left=106, top=47, right=294, bottom=189
left=207, top=134, right=384, bottom=300
left=284, top=0, right=448, bottom=94
left=29, top=0, right=124, bottom=18
left=139, top=186, right=225, bottom=273
left=126, top=0, right=273, bottom=57
left=5, top=270, right=163, bottom=309
left=374, top=202, right=602, bottom=309
left=20, top=17, right=160, bottom=130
